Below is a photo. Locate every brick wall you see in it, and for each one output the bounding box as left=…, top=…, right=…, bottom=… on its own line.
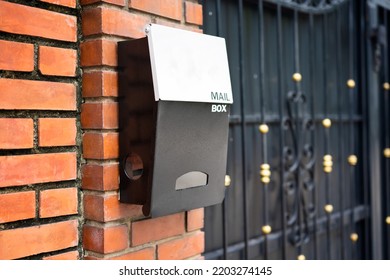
left=80, top=0, right=205, bottom=260
left=0, top=0, right=205, bottom=260
left=0, top=0, right=80, bottom=259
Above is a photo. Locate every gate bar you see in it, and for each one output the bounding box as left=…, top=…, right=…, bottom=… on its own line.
left=321, top=11, right=333, bottom=259
left=237, top=0, right=250, bottom=260
left=366, top=0, right=384, bottom=260
left=382, top=7, right=390, bottom=259
left=257, top=0, right=271, bottom=260
left=276, top=1, right=288, bottom=259
left=358, top=0, right=371, bottom=259
left=335, top=7, right=346, bottom=260
left=308, top=11, right=319, bottom=260
left=214, top=0, right=229, bottom=261
left=347, top=0, right=358, bottom=259
left=228, top=113, right=363, bottom=125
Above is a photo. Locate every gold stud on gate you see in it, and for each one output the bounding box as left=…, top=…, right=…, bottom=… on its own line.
left=347, top=79, right=355, bottom=89
left=297, top=255, right=306, bottom=260
left=260, top=164, right=271, bottom=184
left=348, top=155, right=358, bottom=166
left=323, top=154, right=333, bottom=173
left=292, top=73, right=302, bottom=83
left=323, top=166, right=333, bottom=173
left=259, top=124, right=269, bottom=134
left=324, top=204, right=334, bottom=214
left=322, top=118, right=332, bottom=128
left=262, top=225, right=272, bottom=235
left=261, top=177, right=271, bottom=184
left=323, top=155, right=333, bottom=161
left=350, top=233, right=359, bottom=243
left=384, top=148, right=390, bottom=158
left=384, top=82, right=390, bottom=91
left=386, top=216, right=390, bottom=225
left=225, top=175, right=231, bottom=187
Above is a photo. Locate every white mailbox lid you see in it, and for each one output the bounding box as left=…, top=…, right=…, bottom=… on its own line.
left=147, top=24, right=233, bottom=104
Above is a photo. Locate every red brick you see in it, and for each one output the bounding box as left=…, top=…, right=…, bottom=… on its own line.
left=0, top=118, right=33, bottom=149
left=39, top=188, right=78, bottom=218
left=39, top=118, right=76, bottom=147
left=81, top=102, right=118, bottom=129
left=0, top=1, right=76, bottom=42
left=109, top=248, right=155, bottom=260
left=157, top=232, right=204, bottom=260
left=0, top=220, right=78, bottom=259
left=83, top=193, right=142, bottom=222
left=132, top=213, right=185, bottom=246
left=83, top=71, right=118, bottom=97
left=39, top=46, right=77, bottom=77
left=0, top=40, right=34, bottom=72
left=83, top=132, right=119, bottom=159
left=0, top=191, right=35, bottom=223
left=81, top=39, right=117, bottom=67
left=82, top=163, right=119, bottom=191
left=129, top=0, right=181, bottom=21
left=0, top=79, right=76, bottom=111
left=81, top=0, right=125, bottom=6
left=40, top=0, right=76, bottom=8
left=43, top=250, right=79, bottom=260
left=83, top=224, right=128, bottom=254
left=0, top=153, right=77, bottom=188
left=187, top=208, right=204, bottom=231
left=185, top=2, right=203, bottom=26
left=82, top=7, right=149, bottom=38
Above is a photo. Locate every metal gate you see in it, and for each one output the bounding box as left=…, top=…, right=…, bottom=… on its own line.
left=202, top=0, right=390, bottom=260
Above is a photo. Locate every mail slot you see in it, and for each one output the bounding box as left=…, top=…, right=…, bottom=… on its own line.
left=118, top=24, right=233, bottom=217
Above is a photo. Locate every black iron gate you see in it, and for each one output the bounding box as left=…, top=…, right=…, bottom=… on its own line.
left=202, top=0, right=390, bottom=260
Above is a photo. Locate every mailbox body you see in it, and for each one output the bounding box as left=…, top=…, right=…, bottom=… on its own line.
left=118, top=24, right=233, bottom=217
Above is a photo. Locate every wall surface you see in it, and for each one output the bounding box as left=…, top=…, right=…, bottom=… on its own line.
left=0, top=0, right=205, bottom=260
left=0, top=0, right=80, bottom=259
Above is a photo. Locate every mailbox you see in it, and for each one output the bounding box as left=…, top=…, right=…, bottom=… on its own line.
left=118, top=24, right=233, bottom=217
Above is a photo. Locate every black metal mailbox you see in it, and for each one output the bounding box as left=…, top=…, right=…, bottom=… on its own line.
left=118, top=24, right=233, bottom=217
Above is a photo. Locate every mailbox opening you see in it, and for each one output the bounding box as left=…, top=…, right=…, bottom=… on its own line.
left=175, top=171, right=209, bottom=191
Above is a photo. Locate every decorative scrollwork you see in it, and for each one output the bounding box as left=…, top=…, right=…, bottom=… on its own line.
left=265, top=0, right=348, bottom=13
left=283, top=83, right=316, bottom=247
